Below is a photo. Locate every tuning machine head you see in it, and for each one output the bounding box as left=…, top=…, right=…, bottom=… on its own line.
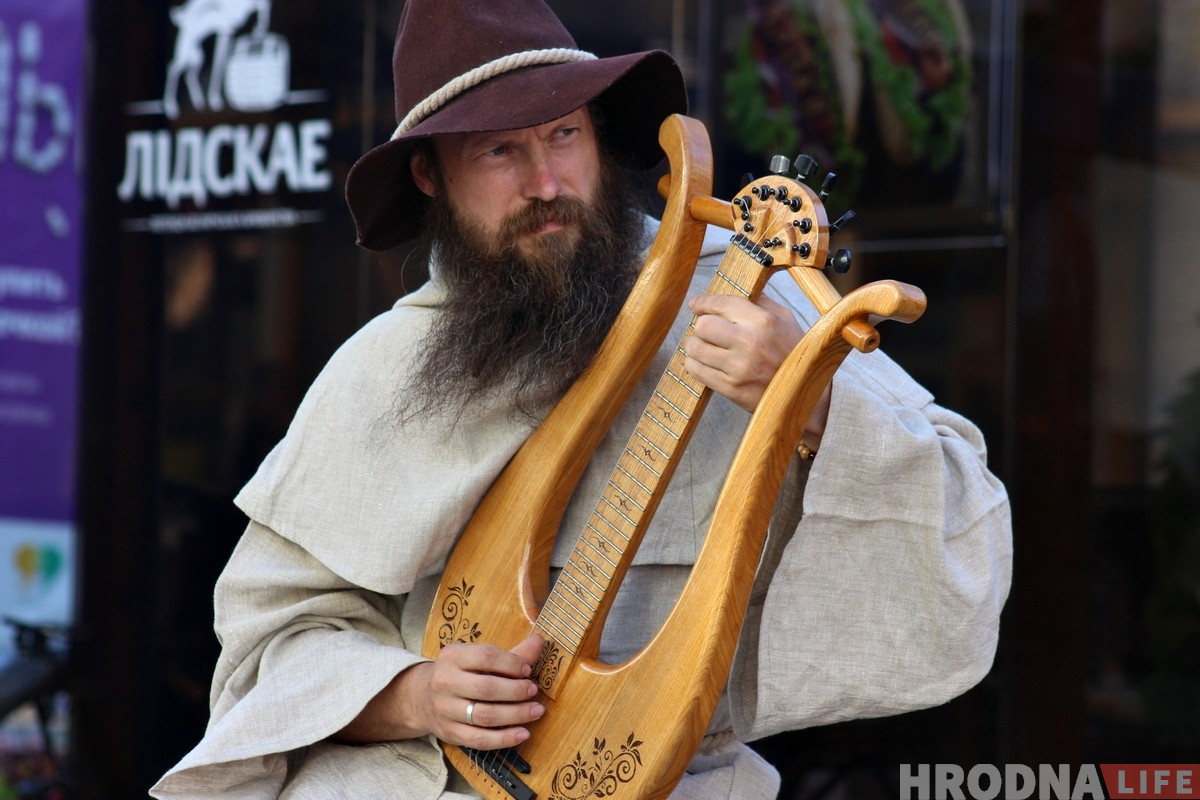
left=769, top=153, right=820, bottom=182
left=827, top=248, right=853, bottom=274
left=792, top=154, right=819, bottom=181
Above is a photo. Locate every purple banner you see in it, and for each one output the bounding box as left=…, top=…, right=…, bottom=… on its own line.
left=0, top=0, right=87, bottom=523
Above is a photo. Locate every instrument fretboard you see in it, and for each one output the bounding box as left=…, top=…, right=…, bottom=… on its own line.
left=534, top=237, right=777, bottom=655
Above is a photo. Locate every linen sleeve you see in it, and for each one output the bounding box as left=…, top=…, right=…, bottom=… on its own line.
left=150, top=520, right=442, bottom=798
left=726, top=344, right=1013, bottom=741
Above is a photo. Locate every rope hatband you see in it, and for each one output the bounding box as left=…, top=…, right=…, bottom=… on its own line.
left=392, top=48, right=598, bottom=138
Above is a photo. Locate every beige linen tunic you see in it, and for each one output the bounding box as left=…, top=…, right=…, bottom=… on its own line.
left=151, top=221, right=1012, bottom=799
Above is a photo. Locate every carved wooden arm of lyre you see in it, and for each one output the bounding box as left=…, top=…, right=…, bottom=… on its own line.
left=651, top=167, right=928, bottom=735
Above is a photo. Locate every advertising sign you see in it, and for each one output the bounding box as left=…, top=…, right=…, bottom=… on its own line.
left=116, top=0, right=333, bottom=235
left=0, top=0, right=86, bottom=661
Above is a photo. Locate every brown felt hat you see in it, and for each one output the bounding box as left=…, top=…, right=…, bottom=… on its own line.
left=344, top=0, right=688, bottom=251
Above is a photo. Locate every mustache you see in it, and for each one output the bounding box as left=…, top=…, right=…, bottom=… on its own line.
left=498, top=196, right=588, bottom=242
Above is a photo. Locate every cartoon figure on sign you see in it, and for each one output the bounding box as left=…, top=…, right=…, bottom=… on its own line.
left=163, top=0, right=281, bottom=119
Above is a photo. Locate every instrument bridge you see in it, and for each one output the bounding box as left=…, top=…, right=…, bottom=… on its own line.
left=459, top=745, right=536, bottom=800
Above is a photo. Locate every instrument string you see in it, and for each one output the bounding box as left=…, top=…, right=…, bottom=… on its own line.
left=529, top=248, right=766, bottom=670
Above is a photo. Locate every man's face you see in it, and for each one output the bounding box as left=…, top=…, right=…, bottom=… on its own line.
left=397, top=107, right=646, bottom=421
left=410, top=107, right=602, bottom=263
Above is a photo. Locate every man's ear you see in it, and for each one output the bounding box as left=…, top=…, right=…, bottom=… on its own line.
left=410, top=149, right=438, bottom=198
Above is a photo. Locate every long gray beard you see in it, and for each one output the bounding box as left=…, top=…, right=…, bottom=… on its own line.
left=399, top=164, right=646, bottom=423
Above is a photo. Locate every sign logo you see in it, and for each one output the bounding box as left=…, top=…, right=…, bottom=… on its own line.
left=164, top=0, right=277, bottom=119
left=1, top=20, right=74, bottom=180
left=900, top=763, right=1199, bottom=800
left=118, top=1, right=332, bottom=234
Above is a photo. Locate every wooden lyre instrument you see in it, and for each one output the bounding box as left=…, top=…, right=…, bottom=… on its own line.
left=422, top=114, right=927, bottom=800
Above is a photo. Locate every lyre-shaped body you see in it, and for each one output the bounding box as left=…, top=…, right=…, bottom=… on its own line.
left=421, top=114, right=927, bottom=799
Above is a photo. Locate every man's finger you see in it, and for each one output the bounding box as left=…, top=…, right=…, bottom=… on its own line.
left=688, top=293, right=761, bottom=321
left=444, top=642, right=533, bottom=677
left=510, top=633, right=545, bottom=667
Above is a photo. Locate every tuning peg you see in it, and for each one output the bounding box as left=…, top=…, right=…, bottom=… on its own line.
left=819, top=172, right=837, bottom=199
left=827, top=248, right=852, bottom=274
left=769, top=155, right=792, bottom=176
left=793, top=155, right=818, bottom=180
left=740, top=172, right=755, bottom=186
left=830, top=209, right=856, bottom=232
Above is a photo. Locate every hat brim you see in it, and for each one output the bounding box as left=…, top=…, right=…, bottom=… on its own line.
left=346, top=50, right=686, bottom=251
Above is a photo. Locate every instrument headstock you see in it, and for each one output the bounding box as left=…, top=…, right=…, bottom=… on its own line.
left=656, top=149, right=865, bottom=337
left=726, top=154, right=853, bottom=276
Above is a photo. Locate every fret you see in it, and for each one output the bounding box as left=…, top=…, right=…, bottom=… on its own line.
left=561, top=554, right=609, bottom=597
left=562, top=554, right=609, bottom=593
left=578, top=531, right=621, bottom=570
left=630, top=433, right=671, bottom=473
left=624, top=449, right=662, bottom=480
left=544, top=592, right=591, bottom=635
left=538, top=590, right=584, bottom=630
left=590, top=511, right=633, bottom=551
left=540, top=601, right=587, bottom=644
left=671, top=332, right=697, bottom=360
left=551, top=569, right=596, bottom=611
left=712, top=267, right=751, bottom=297
left=665, top=367, right=703, bottom=398
left=613, top=463, right=655, bottom=499
left=598, top=492, right=638, bottom=530
left=587, top=516, right=630, bottom=549
left=642, top=407, right=684, bottom=440
left=534, top=612, right=579, bottom=653
left=552, top=578, right=595, bottom=616
left=648, top=391, right=689, bottom=429
left=585, top=523, right=629, bottom=559
left=620, top=456, right=659, bottom=492
left=584, top=523, right=622, bottom=556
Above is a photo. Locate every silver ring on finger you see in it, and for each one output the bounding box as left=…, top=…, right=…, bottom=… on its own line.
left=465, top=701, right=476, bottom=726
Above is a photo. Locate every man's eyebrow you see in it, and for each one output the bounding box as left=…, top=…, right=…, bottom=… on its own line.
left=458, top=131, right=514, bottom=153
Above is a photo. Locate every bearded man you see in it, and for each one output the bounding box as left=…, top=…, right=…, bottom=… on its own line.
left=152, top=1, right=1012, bottom=798
left=398, top=115, right=648, bottom=423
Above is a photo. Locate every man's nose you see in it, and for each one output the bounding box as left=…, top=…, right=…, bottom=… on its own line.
left=521, top=150, right=563, bottom=202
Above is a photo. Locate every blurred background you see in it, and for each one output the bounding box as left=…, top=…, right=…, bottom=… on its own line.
left=1, top=0, right=1197, bottom=797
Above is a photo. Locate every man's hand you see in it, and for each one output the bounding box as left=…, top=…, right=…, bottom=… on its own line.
left=684, top=293, right=831, bottom=451
left=683, top=294, right=805, bottom=412
left=337, top=634, right=546, bottom=751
